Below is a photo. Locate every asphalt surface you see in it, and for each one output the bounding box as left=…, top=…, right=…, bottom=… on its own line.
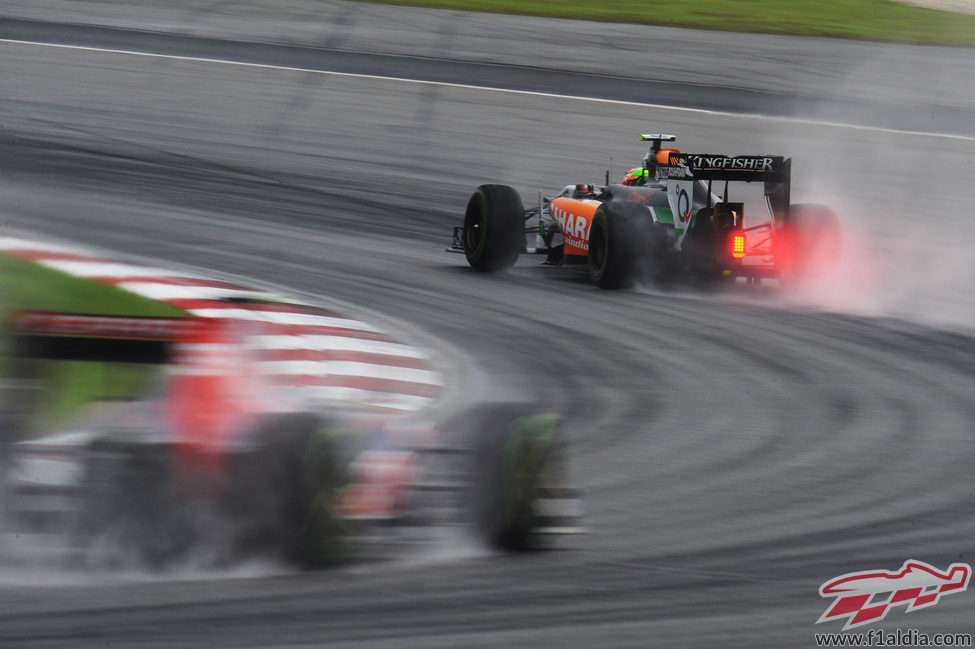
left=1, top=5, right=975, bottom=648
left=0, top=10, right=975, bottom=136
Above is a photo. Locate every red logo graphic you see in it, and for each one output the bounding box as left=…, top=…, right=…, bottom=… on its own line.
left=818, top=560, right=970, bottom=630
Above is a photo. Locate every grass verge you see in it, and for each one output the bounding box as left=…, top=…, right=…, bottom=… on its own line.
left=351, top=0, right=975, bottom=47
left=0, top=253, right=187, bottom=434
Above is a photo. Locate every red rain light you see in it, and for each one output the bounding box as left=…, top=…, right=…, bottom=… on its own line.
left=731, top=234, right=746, bottom=258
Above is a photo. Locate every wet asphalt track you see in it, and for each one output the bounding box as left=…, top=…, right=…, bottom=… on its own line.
left=1, top=4, right=975, bottom=647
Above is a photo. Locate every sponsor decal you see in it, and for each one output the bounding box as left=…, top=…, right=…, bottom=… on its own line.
left=676, top=187, right=691, bottom=225
left=817, top=560, right=971, bottom=631
left=666, top=165, right=692, bottom=179
left=552, top=205, right=591, bottom=251
left=675, top=155, right=777, bottom=172
left=666, top=178, right=695, bottom=234
left=15, top=312, right=193, bottom=340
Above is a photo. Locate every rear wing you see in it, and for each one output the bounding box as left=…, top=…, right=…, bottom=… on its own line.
left=667, top=154, right=790, bottom=183
left=666, top=153, right=792, bottom=222
left=9, top=311, right=199, bottom=364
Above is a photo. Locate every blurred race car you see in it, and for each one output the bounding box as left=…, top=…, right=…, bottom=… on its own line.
left=449, top=134, right=839, bottom=288
left=0, top=311, right=580, bottom=568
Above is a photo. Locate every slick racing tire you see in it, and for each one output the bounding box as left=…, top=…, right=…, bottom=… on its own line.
left=588, top=201, right=657, bottom=289
left=775, top=203, right=841, bottom=286
left=249, top=413, right=355, bottom=568
left=469, top=404, right=566, bottom=551
left=76, top=441, right=191, bottom=570
left=463, top=184, right=525, bottom=272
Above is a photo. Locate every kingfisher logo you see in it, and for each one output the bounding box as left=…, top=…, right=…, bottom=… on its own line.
left=817, top=560, right=971, bottom=630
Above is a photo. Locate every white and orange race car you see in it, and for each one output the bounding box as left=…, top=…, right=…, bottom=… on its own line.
left=450, top=134, right=839, bottom=288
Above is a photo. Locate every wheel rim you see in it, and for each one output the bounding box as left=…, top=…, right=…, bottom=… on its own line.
left=464, top=190, right=488, bottom=261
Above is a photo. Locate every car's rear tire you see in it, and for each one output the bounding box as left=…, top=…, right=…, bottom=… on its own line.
left=469, top=404, right=566, bottom=551
left=463, top=184, right=525, bottom=272
left=588, top=201, right=657, bottom=289
left=775, top=203, right=841, bottom=286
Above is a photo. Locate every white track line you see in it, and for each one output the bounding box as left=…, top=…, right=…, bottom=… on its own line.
left=1, top=38, right=972, bottom=143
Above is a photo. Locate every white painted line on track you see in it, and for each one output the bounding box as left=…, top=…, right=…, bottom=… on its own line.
left=1, top=38, right=972, bottom=143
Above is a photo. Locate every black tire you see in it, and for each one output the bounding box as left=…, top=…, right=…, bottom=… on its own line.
left=775, top=203, right=841, bottom=285
left=245, top=413, right=355, bottom=568
left=469, top=404, right=565, bottom=551
left=588, top=201, right=659, bottom=289
left=463, top=184, right=525, bottom=272
left=76, top=442, right=191, bottom=569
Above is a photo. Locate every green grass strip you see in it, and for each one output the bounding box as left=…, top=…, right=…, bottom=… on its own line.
left=350, top=0, right=975, bottom=47
left=0, top=254, right=186, bottom=317
left=0, top=253, right=188, bottom=434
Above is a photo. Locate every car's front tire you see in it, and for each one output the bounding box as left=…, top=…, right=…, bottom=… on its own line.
left=463, top=184, right=525, bottom=272
left=468, top=404, right=566, bottom=551
left=76, top=441, right=190, bottom=569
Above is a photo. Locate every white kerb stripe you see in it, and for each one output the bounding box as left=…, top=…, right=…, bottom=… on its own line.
left=249, top=334, right=428, bottom=359
left=261, top=360, right=442, bottom=385
left=117, top=281, right=269, bottom=301
left=0, top=237, right=89, bottom=254
left=291, top=386, right=433, bottom=412
left=189, top=308, right=383, bottom=332
left=39, top=260, right=202, bottom=279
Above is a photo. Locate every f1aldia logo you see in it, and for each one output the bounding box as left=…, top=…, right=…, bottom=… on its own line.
left=817, top=560, right=971, bottom=630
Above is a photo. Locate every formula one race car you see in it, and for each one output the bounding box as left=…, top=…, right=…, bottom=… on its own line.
left=449, top=134, right=839, bottom=288
left=0, top=311, right=580, bottom=569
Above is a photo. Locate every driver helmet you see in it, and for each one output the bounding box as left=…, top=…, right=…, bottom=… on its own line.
left=622, top=167, right=649, bottom=186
